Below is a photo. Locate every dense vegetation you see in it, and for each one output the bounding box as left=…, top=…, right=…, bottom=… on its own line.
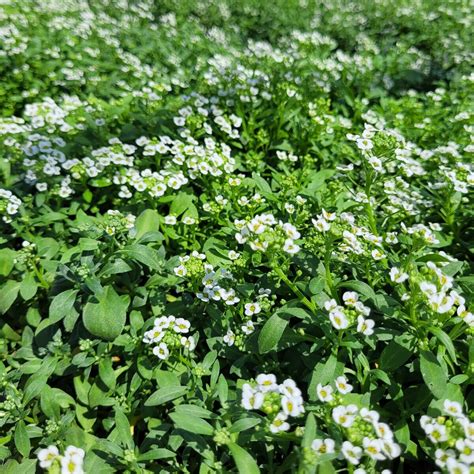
left=0, top=1, right=473, bottom=473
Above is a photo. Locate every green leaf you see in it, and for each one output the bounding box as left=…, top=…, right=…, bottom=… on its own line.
left=338, top=280, right=377, bottom=303
left=14, top=421, right=30, bottom=457
left=169, top=412, right=214, bottom=436
left=49, top=289, right=78, bottom=323
left=114, top=409, right=133, bottom=449
left=380, top=336, right=414, bottom=371
left=134, top=209, right=160, bottom=239
left=258, top=313, right=288, bottom=353
left=228, top=442, right=260, bottom=474
left=429, top=327, right=457, bottom=363
left=0, top=248, right=15, bottom=276
left=19, top=273, right=38, bottom=301
left=420, top=350, right=448, bottom=398
left=144, top=385, right=188, bottom=406
left=0, top=280, right=20, bottom=314
left=229, top=417, right=261, bottom=433
left=119, top=244, right=163, bottom=271
left=99, top=358, right=116, bottom=389
left=83, top=286, right=130, bottom=341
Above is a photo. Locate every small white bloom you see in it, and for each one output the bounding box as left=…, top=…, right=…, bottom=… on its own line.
left=244, top=302, right=261, bottom=316
left=311, top=438, right=336, bottom=454
left=38, top=445, right=60, bottom=469
left=357, top=316, right=375, bottom=336
left=316, top=383, right=334, bottom=402
left=153, top=342, right=170, bottom=360
left=443, top=400, right=463, bottom=418
left=241, top=384, right=264, bottom=410
left=363, top=437, right=386, bottom=461
left=269, top=412, right=290, bottom=433
left=390, top=267, right=409, bottom=283
left=342, top=441, right=363, bottom=465
left=283, top=239, right=300, bottom=255
left=335, top=376, right=353, bottom=394
left=256, top=373, right=278, bottom=393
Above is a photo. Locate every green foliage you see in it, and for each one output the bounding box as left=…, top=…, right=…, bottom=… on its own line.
left=0, top=0, right=473, bottom=473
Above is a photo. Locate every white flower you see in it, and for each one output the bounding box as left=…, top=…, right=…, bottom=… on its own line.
left=443, top=400, right=463, bottom=418
left=446, top=458, right=470, bottom=474
left=435, top=448, right=455, bottom=468
left=228, top=250, right=240, bottom=260
left=390, top=267, right=409, bottom=283
left=223, top=329, right=235, bottom=346
left=425, top=423, right=447, bottom=443
left=242, top=384, right=264, bottom=410
left=357, top=316, right=375, bottom=336
left=456, top=439, right=474, bottom=464
left=244, top=302, right=261, bottom=316
left=343, top=292, right=359, bottom=306
left=382, top=439, right=401, bottom=459
left=335, top=376, right=353, bottom=394
left=342, top=441, right=363, bottom=465
left=316, top=383, right=334, bottom=402
left=374, top=422, right=393, bottom=440
left=279, top=379, right=301, bottom=398
left=64, top=446, right=85, bottom=460
left=371, top=249, right=386, bottom=260
left=152, top=342, right=170, bottom=360
left=363, top=437, right=386, bottom=460
left=311, top=438, right=336, bottom=454
left=164, top=215, right=177, bottom=225
left=143, top=327, right=164, bottom=344
left=356, top=138, right=373, bottom=151
left=173, top=318, right=191, bottom=333
left=332, top=405, right=357, bottom=427
left=269, top=412, right=290, bottom=433
left=256, top=374, right=278, bottom=393
left=360, top=408, right=380, bottom=424
left=38, top=445, right=60, bottom=469
left=283, top=239, right=300, bottom=254
left=329, top=310, right=349, bottom=330
left=324, top=299, right=338, bottom=312
left=60, top=453, right=84, bottom=474
left=174, top=265, right=187, bottom=277
left=312, top=217, right=331, bottom=232
left=241, top=320, right=255, bottom=334
left=281, top=395, right=304, bottom=417
left=180, top=336, right=196, bottom=351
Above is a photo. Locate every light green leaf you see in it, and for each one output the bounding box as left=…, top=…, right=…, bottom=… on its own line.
left=258, top=313, right=288, bottom=353
left=144, top=385, right=188, bottom=406
left=83, top=286, right=129, bottom=340
left=169, top=412, right=214, bottom=436
left=228, top=442, right=260, bottom=474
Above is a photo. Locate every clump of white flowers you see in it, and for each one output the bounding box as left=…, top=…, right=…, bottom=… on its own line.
left=420, top=400, right=474, bottom=473
left=37, top=444, right=84, bottom=473
left=418, top=262, right=472, bottom=326
left=242, top=374, right=304, bottom=433
left=0, top=188, right=22, bottom=223
left=235, top=213, right=301, bottom=255
left=315, top=377, right=401, bottom=467
left=324, top=292, right=375, bottom=335
left=143, top=315, right=196, bottom=360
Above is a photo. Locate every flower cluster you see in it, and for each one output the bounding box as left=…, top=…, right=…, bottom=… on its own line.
left=420, top=400, right=474, bottom=473
left=242, top=374, right=304, bottom=433
left=323, top=292, right=375, bottom=334
left=0, top=188, right=21, bottom=223
left=315, top=377, right=401, bottom=467
left=143, top=315, right=196, bottom=359
left=235, top=214, right=301, bottom=255
left=37, top=445, right=84, bottom=474
left=418, top=262, right=473, bottom=326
